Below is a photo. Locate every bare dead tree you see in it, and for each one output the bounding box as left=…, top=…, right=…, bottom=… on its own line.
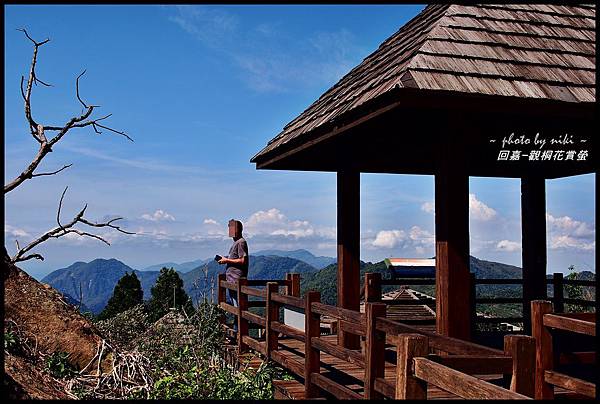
left=6, top=29, right=134, bottom=265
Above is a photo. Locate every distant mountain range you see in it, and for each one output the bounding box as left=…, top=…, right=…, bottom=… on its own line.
left=42, top=253, right=321, bottom=314
left=253, top=249, right=336, bottom=269
left=41, top=252, right=595, bottom=315
left=139, top=249, right=335, bottom=273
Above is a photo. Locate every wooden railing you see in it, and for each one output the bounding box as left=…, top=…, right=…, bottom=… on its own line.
left=531, top=300, right=596, bottom=400
left=362, top=271, right=596, bottom=337
left=217, top=272, right=301, bottom=355
left=217, top=272, right=540, bottom=400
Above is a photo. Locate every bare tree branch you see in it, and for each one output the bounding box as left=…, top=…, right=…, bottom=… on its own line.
left=10, top=187, right=135, bottom=264
left=5, top=30, right=132, bottom=194
left=31, top=163, right=72, bottom=178
left=76, top=70, right=88, bottom=108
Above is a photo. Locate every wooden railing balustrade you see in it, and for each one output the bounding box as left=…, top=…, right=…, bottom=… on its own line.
left=362, top=271, right=596, bottom=339
left=216, top=272, right=544, bottom=400
left=531, top=300, right=596, bottom=400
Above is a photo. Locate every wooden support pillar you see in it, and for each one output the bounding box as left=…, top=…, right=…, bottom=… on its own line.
left=435, top=155, right=471, bottom=340
left=337, top=170, right=361, bottom=349
left=521, top=176, right=548, bottom=334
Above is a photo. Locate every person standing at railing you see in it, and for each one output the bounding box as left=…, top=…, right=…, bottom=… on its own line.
left=217, top=219, right=249, bottom=331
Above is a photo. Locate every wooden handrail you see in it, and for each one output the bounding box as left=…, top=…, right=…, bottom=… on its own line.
left=241, top=310, right=266, bottom=327
left=240, top=285, right=267, bottom=298
left=311, top=302, right=364, bottom=324
left=311, top=336, right=366, bottom=368
left=543, top=313, right=596, bottom=336
left=220, top=280, right=237, bottom=291
left=270, top=321, right=305, bottom=342
left=376, top=317, right=504, bottom=356
left=270, top=350, right=304, bottom=376
left=219, top=302, right=239, bottom=316
left=413, top=358, right=531, bottom=399
left=310, top=373, right=362, bottom=400
left=544, top=370, right=596, bottom=399
left=271, top=293, right=304, bottom=308
left=247, top=279, right=290, bottom=286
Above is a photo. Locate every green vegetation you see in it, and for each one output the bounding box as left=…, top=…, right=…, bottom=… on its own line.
left=45, top=351, right=77, bottom=379
left=147, top=267, right=195, bottom=322
left=97, top=272, right=144, bottom=320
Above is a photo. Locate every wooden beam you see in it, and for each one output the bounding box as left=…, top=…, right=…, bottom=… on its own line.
left=414, top=358, right=531, bottom=399
left=337, top=170, right=361, bottom=349
left=521, top=175, right=548, bottom=334
left=545, top=370, right=596, bottom=398
left=435, top=138, right=471, bottom=340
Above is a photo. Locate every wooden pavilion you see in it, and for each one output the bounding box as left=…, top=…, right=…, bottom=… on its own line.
left=251, top=3, right=595, bottom=347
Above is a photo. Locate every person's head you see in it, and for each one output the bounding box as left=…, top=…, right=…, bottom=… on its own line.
left=228, top=219, right=243, bottom=239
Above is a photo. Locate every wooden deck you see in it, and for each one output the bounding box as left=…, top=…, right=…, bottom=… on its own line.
left=259, top=335, right=502, bottom=400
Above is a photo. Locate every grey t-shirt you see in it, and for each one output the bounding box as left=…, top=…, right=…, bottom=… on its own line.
left=226, top=237, right=249, bottom=282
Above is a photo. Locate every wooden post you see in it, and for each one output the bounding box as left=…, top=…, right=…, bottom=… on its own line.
left=364, top=302, right=386, bottom=399
left=435, top=150, right=471, bottom=340
left=286, top=273, right=301, bottom=297
left=305, top=291, right=321, bottom=399
left=265, top=282, right=279, bottom=359
left=337, top=170, right=361, bottom=349
left=217, top=273, right=226, bottom=328
left=531, top=300, right=553, bottom=399
left=237, top=277, right=249, bottom=354
left=553, top=273, right=564, bottom=314
left=521, top=176, right=548, bottom=334
left=504, top=335, right=536, bottom=398
left=396, top=334, right=428, bottom=399
left=364, top=272, right=382, bottom=303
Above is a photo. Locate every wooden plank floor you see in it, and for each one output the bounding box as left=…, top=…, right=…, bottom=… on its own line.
left=275, top=335, right=478, bottom=399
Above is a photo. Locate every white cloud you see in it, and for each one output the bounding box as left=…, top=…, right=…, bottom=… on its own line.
left=141, top=210, right=175, bottom=222
left=203, top=218, right=219, bottom=225
left=5, top=224, right=30, bottom=238
left=245, top=208, right=335, bottom=240
left=469, top=194, right=497, bottom=221
left=420, top=194, right=497, bottom=221
left=420, top=201, right=434, bottom=214
left=546, top=213, right=595, bottom=251
left=372, top=230, right=406, bottom=249
left=370, top=226, right=434, bottom=253
left=496, top=240, right=521, bottom=252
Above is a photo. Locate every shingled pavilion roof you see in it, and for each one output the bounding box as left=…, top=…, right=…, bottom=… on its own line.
left=251, top=3, right=595, bottom=165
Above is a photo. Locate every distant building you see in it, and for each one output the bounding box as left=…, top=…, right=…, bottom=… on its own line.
left=384, top=258, right=435, bottom=278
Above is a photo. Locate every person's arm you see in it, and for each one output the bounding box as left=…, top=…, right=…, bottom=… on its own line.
left=220, top=256, right=247, bottom=265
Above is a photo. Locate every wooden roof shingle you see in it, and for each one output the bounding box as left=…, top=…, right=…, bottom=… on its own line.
left=251, top=3, right=595, bottom=164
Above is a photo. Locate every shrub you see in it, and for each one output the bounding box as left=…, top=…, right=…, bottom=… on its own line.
left=45, top=351, right=77, bottom=378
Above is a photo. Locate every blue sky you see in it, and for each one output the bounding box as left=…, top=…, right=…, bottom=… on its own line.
left=4, top=5, right=595, bottom=280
